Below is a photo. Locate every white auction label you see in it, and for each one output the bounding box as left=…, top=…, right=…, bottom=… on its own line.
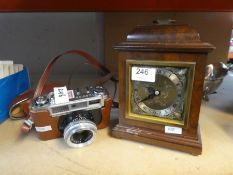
left=54, top=86, right=69, bottom=104
left=131, top=66, right=156, bottom=82
left=165, top=126, right=182, bottom=135
left=35, top=125, right=52, bottom=132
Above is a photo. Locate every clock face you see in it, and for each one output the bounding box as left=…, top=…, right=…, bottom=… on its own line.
left=126, top=60, right=195, bottom=127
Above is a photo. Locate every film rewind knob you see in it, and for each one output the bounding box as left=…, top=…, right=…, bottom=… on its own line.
left=35, top=96, right=48, bottom=106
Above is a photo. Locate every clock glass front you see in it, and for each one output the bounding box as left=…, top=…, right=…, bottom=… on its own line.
left=126, top=60, right=195, bottom=127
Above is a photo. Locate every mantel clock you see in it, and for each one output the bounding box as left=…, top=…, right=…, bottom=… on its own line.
left=112, top=23, right=214, bottom=155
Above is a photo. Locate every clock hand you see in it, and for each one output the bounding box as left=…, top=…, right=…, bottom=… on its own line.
left=147, top=87, right=155, bottom=94
left=140, top=88, right=160, bottom=102
left=140, top=93, right=155, bottom=102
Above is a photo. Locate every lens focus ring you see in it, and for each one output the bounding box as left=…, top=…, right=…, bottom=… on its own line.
left=63, top=120, right=97, bottom=148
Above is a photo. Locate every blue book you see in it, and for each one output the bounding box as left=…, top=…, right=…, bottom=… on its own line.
left=0, top=67, right=30, bottom=123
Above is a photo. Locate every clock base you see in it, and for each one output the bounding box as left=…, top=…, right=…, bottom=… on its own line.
left=112, top=124, right=202, bottom=155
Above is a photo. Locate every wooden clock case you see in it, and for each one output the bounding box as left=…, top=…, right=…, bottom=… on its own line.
left=112, top=23, right=214, bottom=155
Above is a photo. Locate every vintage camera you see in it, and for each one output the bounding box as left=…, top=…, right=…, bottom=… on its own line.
left=30, top=86, right=112, bottom=148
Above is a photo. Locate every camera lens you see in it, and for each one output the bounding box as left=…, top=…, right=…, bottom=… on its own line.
left=70, top=130, right=93, bottom=144
left=63, top=120, right=97, bottom=148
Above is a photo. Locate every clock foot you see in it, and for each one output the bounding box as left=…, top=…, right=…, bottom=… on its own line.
left=112, top=124, right=202, bottom=156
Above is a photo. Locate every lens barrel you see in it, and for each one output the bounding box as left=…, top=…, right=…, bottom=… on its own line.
left=63, top=120, right=97, bottom=148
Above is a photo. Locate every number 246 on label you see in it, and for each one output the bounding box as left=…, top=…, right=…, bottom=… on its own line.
left=131, top=66, right=156, bottom=82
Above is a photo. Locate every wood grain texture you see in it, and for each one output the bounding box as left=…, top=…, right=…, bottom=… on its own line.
left=0, top=0, right=233, bottom=12
left=112, top=24, right=214, bottom=155
left=112, top=124, right=202, bottom=155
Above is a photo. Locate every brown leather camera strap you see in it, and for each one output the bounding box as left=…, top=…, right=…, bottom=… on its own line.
left=21, top=50, right=117, bottom=133
left=34, top=50, right=117, bottom=98
left=9, top=82, right=65, bottom=120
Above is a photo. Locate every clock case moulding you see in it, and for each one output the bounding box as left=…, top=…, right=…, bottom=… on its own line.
left=112, top=23, right=215, bottom=155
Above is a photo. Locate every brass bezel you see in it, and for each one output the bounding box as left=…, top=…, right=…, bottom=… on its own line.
left=126, top=59, right=195, bottom=128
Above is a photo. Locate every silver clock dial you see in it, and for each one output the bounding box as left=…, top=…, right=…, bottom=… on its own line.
left=131, top=67, right=187, bottom=120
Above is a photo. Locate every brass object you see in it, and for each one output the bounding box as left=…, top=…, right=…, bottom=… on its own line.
left=126, top=60, right=195, bottom=127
